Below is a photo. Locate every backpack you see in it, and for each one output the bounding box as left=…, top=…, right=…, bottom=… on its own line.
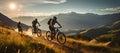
left=32, top=20, right=35, bottom=25
left=47, top=19, right=52, bottom=25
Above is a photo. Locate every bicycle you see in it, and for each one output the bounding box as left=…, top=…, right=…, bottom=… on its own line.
left=46, top=27, right=66, bottom=44
left=18, top=28, right=23, bottom=36
left=32, top=26, right=42, bottom=37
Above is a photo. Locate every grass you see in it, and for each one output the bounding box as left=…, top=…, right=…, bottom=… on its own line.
left=67, top=34, right=92, bottom=41
left=1, top=23, right=120, bottom=53
left=67, top=38, right=120, bottom=53
left=0, top=26, right=55, bottom=53
left=67, top=27, right=120, bottom=53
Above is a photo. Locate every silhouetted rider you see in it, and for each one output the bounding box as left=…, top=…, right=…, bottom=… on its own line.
left=32, top=18, right=40, bottom=33
left=17, top=21, right=23, bottom=32
left=48, top=16, right=62, bottom=40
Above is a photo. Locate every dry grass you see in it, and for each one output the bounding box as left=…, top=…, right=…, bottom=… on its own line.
left=66, top=37, right=120, bottom=53
left=0, top=26, right=55, bottom=53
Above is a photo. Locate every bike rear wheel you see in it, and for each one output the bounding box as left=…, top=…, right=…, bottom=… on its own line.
left=46, top=31, right=52, bottom=40
left=57, top=32, right=66, bottom=44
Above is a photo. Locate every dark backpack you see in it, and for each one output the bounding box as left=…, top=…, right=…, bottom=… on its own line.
left=48, top=19, right=52, bottom=25
left=32, top=20, right=35, bottom=25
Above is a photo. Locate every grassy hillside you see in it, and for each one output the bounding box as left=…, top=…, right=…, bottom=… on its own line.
left=1, top=19, right=120, bottom=53
left=0, top=26, right=55, bottom=53
left=66, top=37, right=120, bottom=53
left=66, top=34, right=120, bottom=53
left=67, top=20, right=120, bottom=53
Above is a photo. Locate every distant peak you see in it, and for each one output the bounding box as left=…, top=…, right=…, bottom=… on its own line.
left=70, top=12, right=77, bottom=14
left=85, top=13, right=98, bottom=15
left=67, top=12, right=99, bottom=15
left=69, top=12, right=80, bottom=14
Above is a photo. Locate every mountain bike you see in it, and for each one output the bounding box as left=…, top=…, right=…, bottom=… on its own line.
left=46, top=27, right=66, bottom=44
left=18, top=27, right=23, bottom=36
left=32, top=26, right=42, bottom=37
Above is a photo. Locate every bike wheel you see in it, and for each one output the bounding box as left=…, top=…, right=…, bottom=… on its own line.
left=46, top=31, right=52, bottom=40
left=37, top=29, right=42, bottom=37
left=57, top=32, right=66, bottom=44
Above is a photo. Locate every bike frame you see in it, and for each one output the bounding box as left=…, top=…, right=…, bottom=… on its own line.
left=32, top=26, right=40, bottom=33
left=55, top=27, right=61, bottom=36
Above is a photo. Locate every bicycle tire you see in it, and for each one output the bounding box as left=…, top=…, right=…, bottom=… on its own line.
left=46, top=31, right=52, bottom=40
left=57, top=32, right=66, bottom=44
left=37, top=29, right=42, bottom=37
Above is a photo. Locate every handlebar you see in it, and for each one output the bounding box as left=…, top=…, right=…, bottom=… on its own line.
left=54, top=27, right=62, bottom=29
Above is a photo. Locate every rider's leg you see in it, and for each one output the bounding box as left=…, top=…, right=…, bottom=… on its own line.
left=18, top=28, right=22, bottom=36
left=51, top=31, right=54, bottom=40
left=34, top=26, right=37, bottom=33
left=20, top=28, right=23, bottom=36
left=53, top=29, right=55, bottom=39
left=49, top=26, right=52, bottom=38
left=49, top=26, right=54, bottom=40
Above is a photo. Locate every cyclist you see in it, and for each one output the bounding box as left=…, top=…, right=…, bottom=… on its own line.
left=32, top=18, right=40, bottom=33
left=48, top=16, right=62, bottom=40
left=17, top=21, right=23, bottom=33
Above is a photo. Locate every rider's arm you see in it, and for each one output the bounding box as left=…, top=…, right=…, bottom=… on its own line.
left=56, top=21, right=62, bottom=28
left=37, top=22, right=41, bottom=26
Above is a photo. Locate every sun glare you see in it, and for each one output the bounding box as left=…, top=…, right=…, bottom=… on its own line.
left=9, top=3, right=16, bottom=10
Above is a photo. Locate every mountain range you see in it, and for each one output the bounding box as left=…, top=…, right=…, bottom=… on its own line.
left=12, top=12, right=120, bottom=31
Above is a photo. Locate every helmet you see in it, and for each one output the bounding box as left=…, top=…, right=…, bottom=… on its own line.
left=35, top=18, right=37, bottom=21
left=53, top=16, right=57, bottom=19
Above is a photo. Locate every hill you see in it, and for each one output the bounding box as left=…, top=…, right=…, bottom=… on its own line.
left=0, top=13, right=17, bottom=28
left=68, top=20, right=120, bottom=47
left=0, top=24, right=56, bottom=53
left=0, top=13, right=30, bottom=30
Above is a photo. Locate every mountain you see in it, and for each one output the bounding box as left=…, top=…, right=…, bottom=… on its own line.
left=111, top=20, right=120, bottom=29
left=12, top=12, right=120, bottom=31
left=76, top=20, right=120, bottom=39
left=67, top=20, right=120, bottom=47
left=0, top=13, right=17, bottom=28
left=0, top=13, right=30, bottom=30
left=55, top=12, right=120, bottom=29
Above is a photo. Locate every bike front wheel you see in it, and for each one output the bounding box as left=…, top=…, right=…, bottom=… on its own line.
left=57, top=32, right=66, bottom=44
left=37, top=29, right=42, bottom=37
left=46, top=31, right=52, bottom=40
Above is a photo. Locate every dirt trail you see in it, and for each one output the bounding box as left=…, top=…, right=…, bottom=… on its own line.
left=31, top=35, right=82, bottom=53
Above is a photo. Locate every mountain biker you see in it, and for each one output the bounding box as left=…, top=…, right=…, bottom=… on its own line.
left=32, top=18, right=40, bottom=33
left=17, top=21, right=23, bottom=33
left=48, top=16, right=62, bottom=40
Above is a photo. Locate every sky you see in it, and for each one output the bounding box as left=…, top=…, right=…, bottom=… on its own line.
left=0, top=0, right=120, bottom=17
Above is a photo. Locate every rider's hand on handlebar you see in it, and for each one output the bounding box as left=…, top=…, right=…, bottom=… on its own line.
left=60, top=26, right=62, bottom=28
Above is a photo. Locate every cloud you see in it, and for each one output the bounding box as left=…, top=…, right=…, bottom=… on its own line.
left=43, top=0, right=67, bottom=4
left=17, top=11, right=70, bottom=17
left=99, top=7, right=120, bottom=12
left=4, top=0, right=67, bottom=5
left=17, top=12, right=59, bottom=16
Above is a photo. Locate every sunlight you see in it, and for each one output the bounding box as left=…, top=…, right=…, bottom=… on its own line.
left=9, top=3, right=16, bottom=10
left=25, top=28, right=33, bottom=36
left=14, top=29, right=18, bottom=32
